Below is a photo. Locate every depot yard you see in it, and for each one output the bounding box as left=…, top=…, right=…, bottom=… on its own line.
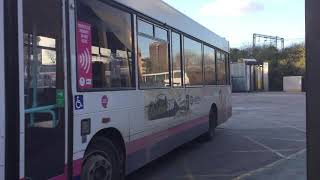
left=127, top=92, right=306, bottom=180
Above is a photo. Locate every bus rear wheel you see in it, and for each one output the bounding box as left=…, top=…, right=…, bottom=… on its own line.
left=203, top=108, right=218, bottom=141
left=81, top=137, right=123, bottom=180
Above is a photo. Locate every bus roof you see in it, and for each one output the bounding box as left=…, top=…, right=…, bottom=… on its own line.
left=114, top=0, right=230, bottom=52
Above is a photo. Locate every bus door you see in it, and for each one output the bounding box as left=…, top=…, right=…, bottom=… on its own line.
left=22, top=0, right=67, bottom=179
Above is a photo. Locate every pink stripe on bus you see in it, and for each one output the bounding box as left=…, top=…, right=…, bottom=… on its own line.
left=73, top=159, right=83, bottom=177
left=126, top=116, right=208, bottom=155
left=46, top=159, right=83, bottom=179
left=48, top=174, right=67, bottom=180
left=48, top=165, right=68, bottom=180
left=21, top=116, right=208, bottom=180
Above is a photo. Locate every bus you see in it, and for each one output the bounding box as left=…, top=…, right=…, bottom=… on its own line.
left=0, top=0, right=232, bottom=179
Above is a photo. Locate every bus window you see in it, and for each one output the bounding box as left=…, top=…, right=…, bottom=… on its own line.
left=172, top=32, right=183, bottom=87
left=138, top=36, right=169, bottom=88
left=138, top=20, right=153, bottom=37
left=204, top=45, right=216, bottom=85
left=23, top=34, right=59, bottom=126
left=216, top=51, right=226, bottom=85
left=184, top=37, right=203, bottom=86
left=77, top=0, right=135, bottom=90
left=226, top=54, right=231, bottom=85
left=138, top=20, right=170, bottom=88
left=155, top=26, right=168, bottom=41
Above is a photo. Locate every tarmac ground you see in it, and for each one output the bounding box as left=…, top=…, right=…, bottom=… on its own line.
left=127, top=92, right=306, bottom=180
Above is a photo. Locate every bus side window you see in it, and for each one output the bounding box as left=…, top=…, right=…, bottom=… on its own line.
left=204, top=45, right=216, bottom=85
left=216, top=51, right=226, bottom=85
left=172, top=32, right=183, bottom=87
left=184, top=37, right=203, bottom=86
left=226, top=54, right=231, bottom=85
left=77, top=0, right=135, bottom=90
left=137, top=20, right=170, bottom=89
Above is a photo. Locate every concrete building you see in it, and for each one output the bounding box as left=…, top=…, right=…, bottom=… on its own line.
left=231, top=59, right=269, bottom=92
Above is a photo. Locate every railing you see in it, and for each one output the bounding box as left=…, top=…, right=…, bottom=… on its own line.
left=25, top=105, right=57, bottom=128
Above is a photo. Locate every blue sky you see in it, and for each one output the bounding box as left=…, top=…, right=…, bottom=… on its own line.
left=163, top=0, right=305, bottom=48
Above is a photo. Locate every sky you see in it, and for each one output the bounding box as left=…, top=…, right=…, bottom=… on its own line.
left=163, top=0, right=305, bottom=48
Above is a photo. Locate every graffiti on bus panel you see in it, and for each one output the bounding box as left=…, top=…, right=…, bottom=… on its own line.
left=146, top=93, right=201, bottom=121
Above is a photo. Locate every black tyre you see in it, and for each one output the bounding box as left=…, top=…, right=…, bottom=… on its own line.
left=202, top=108, right=217, bottom=141
left=81, top=137, right=124, bottom=180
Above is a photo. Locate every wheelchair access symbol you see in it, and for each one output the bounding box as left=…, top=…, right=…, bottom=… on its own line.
left=75, top=95, right=84, bottom=110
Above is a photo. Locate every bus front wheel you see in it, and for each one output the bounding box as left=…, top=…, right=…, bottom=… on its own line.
left=81, top=137, right=123, bottom=180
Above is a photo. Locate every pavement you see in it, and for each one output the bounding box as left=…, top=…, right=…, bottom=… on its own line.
left=127, top=92, right=306, bottom=180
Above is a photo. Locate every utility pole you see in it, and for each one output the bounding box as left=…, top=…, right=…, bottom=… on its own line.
left=253, top=33, right=284, bottom=50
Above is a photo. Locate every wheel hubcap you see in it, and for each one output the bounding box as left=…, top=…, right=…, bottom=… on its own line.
left=88, top=155, right=112, bottom=180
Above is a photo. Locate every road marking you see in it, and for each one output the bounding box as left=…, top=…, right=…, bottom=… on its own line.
left=270, top=138, right=306, bottom=142
left=181, top=158, right=195, bottom=180
left=244, top=136, right=286, bottom=159
left=232, top=148, right=306, bottom=180
left=233, top=107, right=269, bottom=111
left=195, top=173, right=240, bottom=177
left=272, top=121, right=306, bottom=133
left=147, top=173, right=240, bottom=180
left=231, top=148, right=303, bottom=153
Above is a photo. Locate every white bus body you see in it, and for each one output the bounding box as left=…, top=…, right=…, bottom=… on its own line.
left=70, top=0, right=231, bottom=177
left=115, top=0, right=229, bottom=52
left=2, top=0, right=232, bottom=179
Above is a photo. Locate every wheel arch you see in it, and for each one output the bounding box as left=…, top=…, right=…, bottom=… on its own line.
left=85, top=127, right=126, bottom=161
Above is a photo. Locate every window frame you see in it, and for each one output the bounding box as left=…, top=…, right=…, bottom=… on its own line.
left=203, top=44, right=217, bottom=85
left=221, top=52, right=228, bottom=85
left=137, top=17, right=171, bottom=90
left=75, top=0, right=137, bottom=92
left=154, top=25, right=169, bottom=42
left=216, top=50, right=223, bottom=85
left=183, top=35, right=204, bottom=87
left=138, top=19, right=154, bottom=37
left=75, top=0, right=230, bottom=91
left=171, top=31, right=184, bottom=88
left=215, top=49, right=229, bottom=85
left=226, top=54, right=231, bottom=85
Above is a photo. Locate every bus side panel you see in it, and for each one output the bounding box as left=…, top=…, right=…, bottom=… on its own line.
left=71, top=87, right=231, bottom=177
left=126, top=89, right=181, bottom=173
left=72, top=91, right=142, bottom=174
left=126, top=87, right=212, bottom=174
left=202, top=85, right=221, bottom=117
left=168, top=88, right=189, bottom=128
left=225, top=86, right=232, bottom=120
left=0, top=0, right=5, bottom=178
left=143, top=89, right=175, bottom=136
left=126, top=115, right=209, bottom=174
left=186, top=87, right=210, bottom=122
left=218, top=86, right=232, bottom=125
